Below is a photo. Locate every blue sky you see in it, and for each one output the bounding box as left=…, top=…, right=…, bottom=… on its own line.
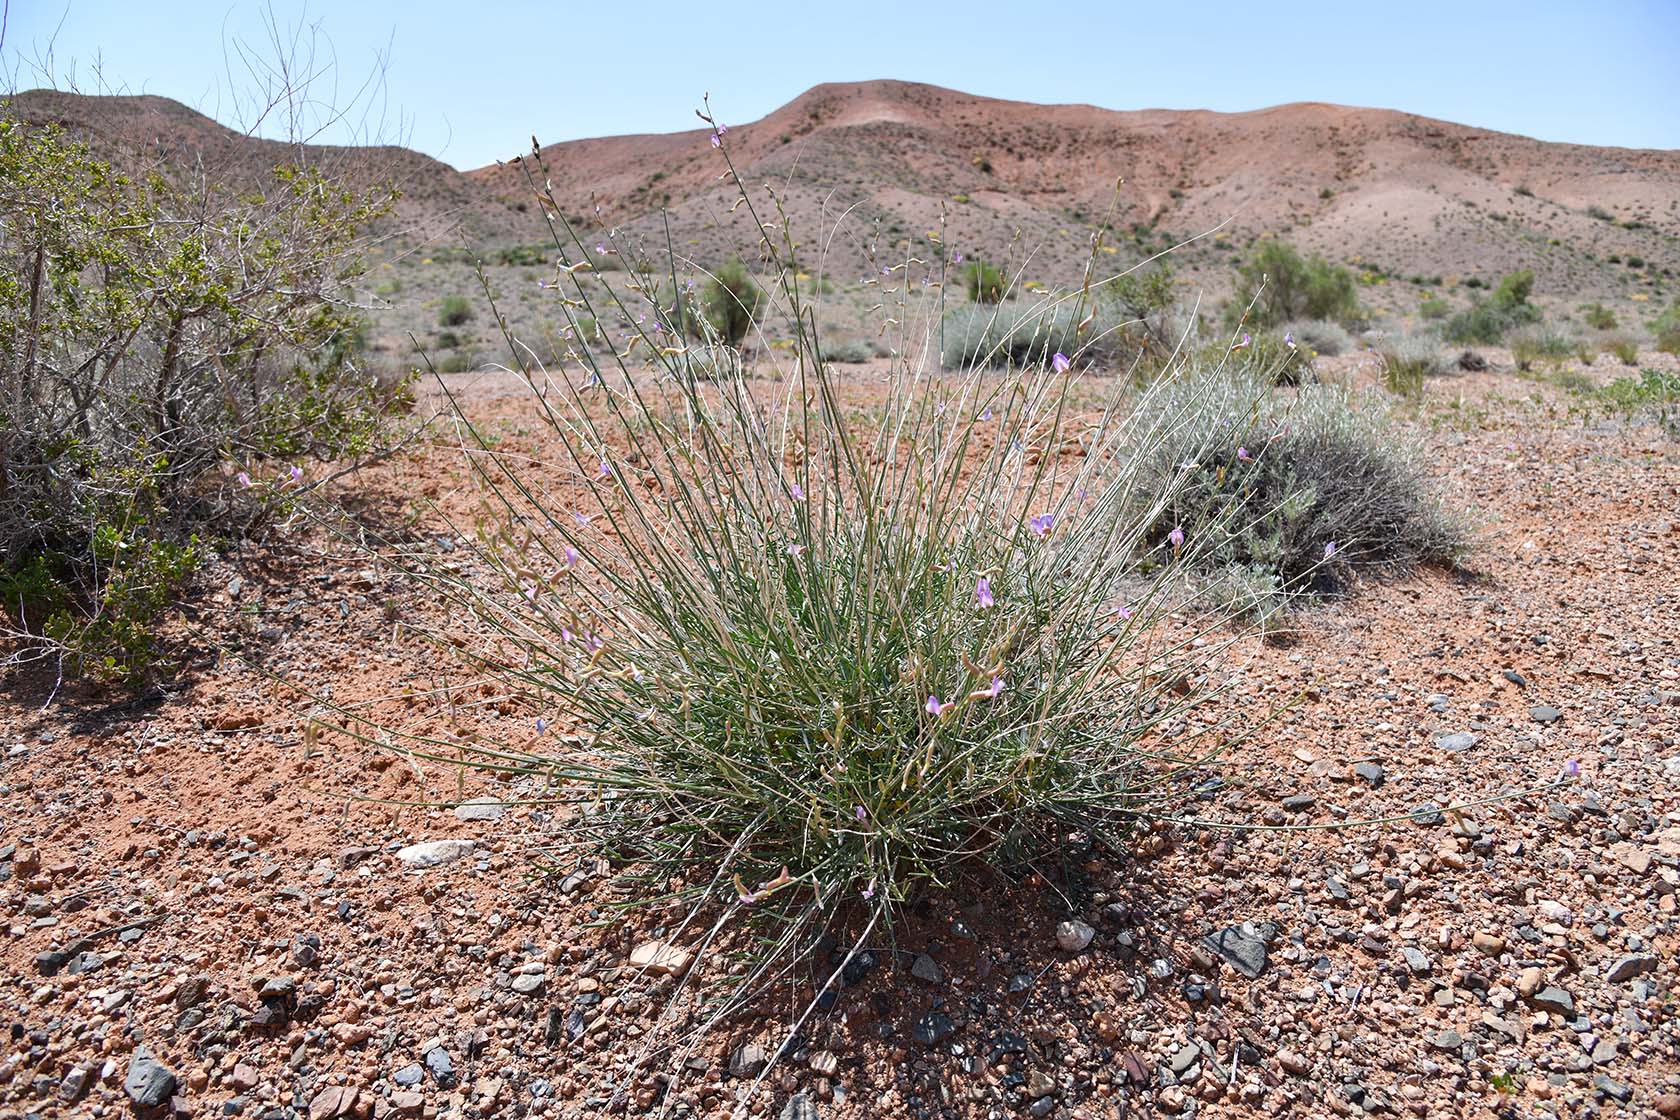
left=6, top=0, right=1678, bottom=169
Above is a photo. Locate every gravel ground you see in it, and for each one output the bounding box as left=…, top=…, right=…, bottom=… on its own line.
left=2, top=351, right=1677, bottom=1120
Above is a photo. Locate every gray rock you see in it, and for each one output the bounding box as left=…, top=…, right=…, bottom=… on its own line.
left=1281, top=794, right=1317, bottom=812
left=1202, top=921, right=1274, bottom=978
left=1409, top=803, right=1446, bottom=827
left=124, top=1050, right=177, bottom=1109
left=1502, top=669, right=1527, bottom=688
left=910, top=953, right=943, bottom=984
left=393, top=1063, right=424, bottom=1087
left=1169, top=1043, right=1201, bottom=1074
left=1353, top=761, right=1385, bottom=788
left=1402, top=947, right=1432, bottom=975
left=779, top=1094, right=820, bottom=1120
left=1606, top=955, right=1657, bottom=983
left=1529, top=704, right=1562, bottom=724
left=1591, top=1037, right=1619, bottom=1064
left=1055, top=919, right=1095, bottom=952
left=511, top=971, right=544, bottom=995
left=730, top=1041, right=767, bottom=1078
left=1431, top=1029, right=1462, bottom=1051
left=912, top=1010, right=955, bottom=1045
left=1436, top=732, right=1477, bottom=753
left=396, top=839, right=477, bottom=868
left=454, top=796, right=507, bottom=822
left=1530, top=986, right=1575, bottom=1016
left=1594, top=1074, right=1632, bottom=1102
left=424, top=1046, right=455, bottom=1087
left=58, top=1065, right=93, bottom=1102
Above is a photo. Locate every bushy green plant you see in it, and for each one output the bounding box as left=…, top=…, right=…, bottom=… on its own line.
left=438, top=295, right=475, bottom=327
left=1574, top=369, right=1680, bottom=438
left=1231, top=240, right=1360, bottom=328
left=1280, top=318, right=1355, bottom=357
left=1123, top=366, right=1463, bottom=610
left=1606, top=336, right=1640, bottom=365
left=1509, top=325, right=1575, bottom=371
left=820, top=336, right=881, bottom=363
left=1581, top=302, right=1618, bottom=331
left=1419, top=297, right=1450, bottom=321
left=1444, top=269, right=1541, bottom=344
left=0, top=112, right=398, bottom=681
left=392, top=134, right=1276, bottom=1033
left=963, top=259, right=1006, bottom=304
left=1378, top=335, right=1448, bottom=395
left=702, top=256, right=764, bottom=346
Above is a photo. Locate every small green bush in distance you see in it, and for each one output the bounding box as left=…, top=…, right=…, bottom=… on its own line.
left=1581, top=303, right=1618, bottom=331
left=1587, top=205, right=1614, bottom=222
left=963, top=259, right=1005, bottom=304
left=1419, top=297, right=1451, bottom=321
left=1574, top=369, right=1680, bottom=438
left=1279, top=318, right=1354, bottom=357
left=1606, top=336, right=1640, bottom=365
left=1379, top=335, right=1448, bottom=396
left=1444, top=269, right=1541, bottom=345
left=0, top=111, right=400, bottom=682
left=820, top=337, right=880, bottom=364
left=702, top=256, right=764, bottom=346
left=1510, top=325, right=1575, bottom=371
left=1123, top=365, right=1464, bottom=615
left=1231, top=240, right=1361, bottom=328
left=438, top=295, right=475, bottom=327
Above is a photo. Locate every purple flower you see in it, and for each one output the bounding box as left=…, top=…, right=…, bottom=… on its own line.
left=1323, top=540, right=1337, bottom=560
left=975, top=576, right=994, bottom=609
left=1115, top=603, right=1133, bottom=620
left=1564, top=759, right=1580, bottom=778
left=1284, top=331, right=1296, bottom=350
left=1051, top=352, right=1071, bottom=374
left=584, top=633, right=604, bottom=653
left=980, top=408, right=993, bottom=421
left=1232, top=332, right=1251, bottom=351
left=597, top=457, right=611, bottom=479
left=564, top=546, right=580, bottom=568
left=561, top=625, right=575, bottom=643
left=861, top=877, right=876, bottom=901
left=574, top=511, right=591, bottom=526
left=925, top=694, right=945, bottom=717
left=280, top=465, right=303, bottom=487
left=1237, top=446, right=1252, bottom=462
left=854, top=805, right=868, bottom=821
left=717, top=122, right=729, bottom=135
left=787, top=543, right=806, bottom=558
left=536, top=717, right=548, bottom=734
left=235, top=471, right=251, bottom=489
left=1029, top=513, right=1054, bottom=538
left=953, top=251, right=963, bottom=264
left=537, top=278, right=549, bottom=290
left=1168, top=526, right=1185, bottom=550
left=983, top=676, right=1004, bottom=699
left=595, top=243, right=606, bottom=255
left=789, top=482, right=805, bottom=501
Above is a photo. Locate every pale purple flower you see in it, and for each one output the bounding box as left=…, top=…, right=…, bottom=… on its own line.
left=597, top=457, right=611, bottom=479
left=789, top=482, right=805, bottom=501
left=536, top=717, right=548, bottom=734
left=1029, top=513, right=1054, bottom=538
left=280, top=464, right=303, bottom=487
left=584, top=633, right=603, bottom=653
left=983, top=676, right=1004, bottom=699
left=980, top=408, right=993, bottom=421
left=1323, top=540, right=1337, bottom=560
left=854, top=805, right=868, bottom=821
left=561, top=625, right=575, bottom=643
left=595, top=243, right=606, bottom=255
left=1564, top=759, right=1580, bottom=778
left=1168, top=526, right=1185, bottom=550
left=925, top=694, right=945, bottom=717
left=564, top=545, right=580, bottom=568
left=787, top=543, right=806, bottom=558
left=235, top=471, right=251, bottom=489
left=1237, top=446, right=1252, bottom=462
left=1115, top=603, right=1134, bottom=620
left=574, top=511, right=591, bottom=526
left=1051, top=352, right=1071, bottom=374
left=861, top=877, right=876, bottom=901
left=537, top=278, right=549, bottom=290
left=1284, top=331, right=1296, bottom=350
left=717, top=122, right=729, bottom=136
left=1232, top=332, right=1252, bottom=351
left=953, top=251, right=963, bottom=264
left=975, top=576, right=994, bottom=609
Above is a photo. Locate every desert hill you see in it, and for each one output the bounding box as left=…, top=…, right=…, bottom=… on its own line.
left=11, top=81, right=1680, bottom=308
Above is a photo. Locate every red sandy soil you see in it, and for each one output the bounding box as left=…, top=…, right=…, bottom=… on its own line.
left=2, top=352, right=1679, bottom=1120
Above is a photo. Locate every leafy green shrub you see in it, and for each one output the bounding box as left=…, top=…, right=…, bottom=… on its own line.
left=963, top=259, right=1006, bottom=304
left=1659, top=329, right=1680, bottom=357
left=1576, top=369, right=1680, bottom=438
left=438, top=352, right=474, bottom=373
left=1581, top=303, right=1618, bottom=331
left=1280, top=318, right=1354, bottom=357
left=1124, top=366, right=1463, bottom=610
left=1587, top=205, right=1614, bottom=222
left=1231, top=240, right=1360, bottom=328
left=702, top=256, right=764, bottom=346
left=1378, top=335, right=1448, bottom=395
left=1419, top=297, right=1451, bottom=321
left=438, top=295, right=475, bottom=327
left=1509, top=325, right=1575, bottom=371
left=1444, top=269, right=1541, bottom=344
left=1649, top=296, right=1680, bottom=338
left=821, top=337, right=882, bottom=363
left=942, top=302, right=1088, bottom=369
left=1606, top=336, right=1640, bottom=365
left=0, top=113, right=398, bottom=681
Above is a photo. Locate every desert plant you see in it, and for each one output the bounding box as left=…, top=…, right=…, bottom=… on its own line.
left=1605, top=336, right=1640, bottom=365
left=1378, top=335, right=1448, bottom=395
left=819, top=336, right=881, bottom=363
left=378, top=130, right=1283, bottom=1057
left=1581, top=303, right=1618, bottom=331
left=1122, top=365, right=1463, bottom=611
left=1231, top=240, right=1360, bottom=328
left=701, top=256, right=764, bottom=346
left=1444, top=269, right=1541, bottom=345
left=1279, top=318, right=1355, bottom=357
left=962, top=258, right=1006, bottom=304
left=941, top=302, right=1088, bottom=369
left=1419, top=297, right=1451, bottom=321
left=0, top=113, right=399, bottom=681
left=1509, top=325, right=1575, bottom=371
left=438, top=295, right=475, bottom=327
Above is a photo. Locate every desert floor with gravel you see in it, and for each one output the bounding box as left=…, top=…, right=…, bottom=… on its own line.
left=3, top=350, right=1678, bottom=1120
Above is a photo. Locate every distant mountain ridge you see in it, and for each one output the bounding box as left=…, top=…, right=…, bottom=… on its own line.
left=13, top=82, right=1680, bottom=306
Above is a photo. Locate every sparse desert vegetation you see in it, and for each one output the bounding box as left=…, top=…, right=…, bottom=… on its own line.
left=3, top=61, right=1680, bottom=1120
